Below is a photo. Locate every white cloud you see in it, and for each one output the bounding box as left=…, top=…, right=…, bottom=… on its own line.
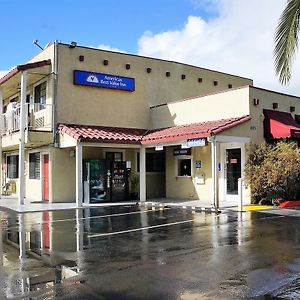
left=138, top=0, right=300, bottom=95
left=0, top=70, right=9, bottom=79
left=97, top=44, right=127, bottom=53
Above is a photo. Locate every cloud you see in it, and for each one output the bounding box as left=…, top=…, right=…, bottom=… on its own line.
left=138, top=0, right=300, bottom=95
left=97, top=44, right=127, bottom=53
left=0, top=70, right=9, bottom=79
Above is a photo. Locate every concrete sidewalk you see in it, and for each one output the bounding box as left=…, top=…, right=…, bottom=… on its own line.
left=0, top=196, right=137, bottom=213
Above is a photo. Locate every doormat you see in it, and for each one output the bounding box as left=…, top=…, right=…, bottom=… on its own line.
left=30, top=201, right=48, bottom=204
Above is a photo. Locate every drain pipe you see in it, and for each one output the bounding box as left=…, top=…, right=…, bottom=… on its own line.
left=52, top=40, right=58, bottom=144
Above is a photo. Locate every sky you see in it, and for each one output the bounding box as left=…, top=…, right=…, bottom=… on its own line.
left=0, top=0, right=299, bottom=95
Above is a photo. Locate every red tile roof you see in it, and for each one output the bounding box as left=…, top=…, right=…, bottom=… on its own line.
left=59, top=115, right=251, bottom=145
left=141, top=115, right=251, bottom=144
left=58, top=124, right=147, bottom=144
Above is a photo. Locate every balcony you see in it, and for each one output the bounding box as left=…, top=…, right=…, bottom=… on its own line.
left=1, top=103, right=53, bottom=136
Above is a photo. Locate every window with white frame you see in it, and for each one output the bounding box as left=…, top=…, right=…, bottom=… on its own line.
left=7, top=155, right=19, bottom=179
left=34, top=81, right=47, bottom=110
left=176, top=157, right=192, bottom=177
left=29, top=152, right=41, bottom=179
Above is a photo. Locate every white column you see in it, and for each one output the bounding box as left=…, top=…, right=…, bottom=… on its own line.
left=139, top=146, right=146, bottom=202
left=18, top=71, right=27, bottom=205
left=0, top=88, right=3, bottom=197
left=76, top=144, right=83, bottom=207
left=211, top=138, right=219, bottom=209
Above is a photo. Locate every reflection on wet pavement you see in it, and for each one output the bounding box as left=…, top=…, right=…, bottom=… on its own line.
left=0, top=205, right=299, bottom=299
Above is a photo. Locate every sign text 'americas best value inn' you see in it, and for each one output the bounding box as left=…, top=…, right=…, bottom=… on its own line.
left=73, top=70, right=135, bottom=91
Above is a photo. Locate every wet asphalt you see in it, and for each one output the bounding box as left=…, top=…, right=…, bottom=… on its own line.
left=0, top=205, right=300, bottom=299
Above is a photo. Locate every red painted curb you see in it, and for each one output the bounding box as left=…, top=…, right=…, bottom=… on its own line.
left=279, top=200, right=300, bottom=208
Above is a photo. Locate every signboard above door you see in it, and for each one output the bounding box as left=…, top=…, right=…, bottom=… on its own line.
left=187, top=138, right=206, bottom=147
left=73, top=70, right=135, bottom=92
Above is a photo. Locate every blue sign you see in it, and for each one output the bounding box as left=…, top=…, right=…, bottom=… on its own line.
left=74, top=70, right=135, bottom=92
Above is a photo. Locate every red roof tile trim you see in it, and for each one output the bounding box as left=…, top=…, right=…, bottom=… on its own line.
left=0, top=59, right=52, bottom=85
left=141, top=115, right=251, bottom=145
left=59, top=116, right=250, bottom=145
left=58, top=124, right=147, bottom=144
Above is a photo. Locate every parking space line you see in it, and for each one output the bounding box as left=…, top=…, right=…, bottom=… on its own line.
left=88, top=219, right=194, bottom=238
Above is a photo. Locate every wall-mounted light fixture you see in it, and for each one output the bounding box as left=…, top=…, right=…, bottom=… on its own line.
left=125, top=63, right=131, bottom=70
left=228, top=84, right=232, bottom=89
left=146, top=67, right=152, bottom=73
left=198, top=77, right=203, bottom=83
left=273, top=102, right=278, bottom=109
left=103, top=59, right=109, bottom=66
left=166, top=71, right=171, bottom=77
left=79, top=55, right=84, bottom=62
left=69, top=149, right=75, bottom=158
left=69, top=41, right=77, bottom=48
left=213, top=80, right=218, bottom=86
left=290, top=106, right=295, bottom=113
left=181, top=74, right=186, bottom=80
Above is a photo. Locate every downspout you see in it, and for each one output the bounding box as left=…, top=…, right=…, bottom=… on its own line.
left=52, top=40, right=58, bottom=144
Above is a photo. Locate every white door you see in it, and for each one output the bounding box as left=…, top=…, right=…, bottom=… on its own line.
left=219, top=143, right=245, bottom=206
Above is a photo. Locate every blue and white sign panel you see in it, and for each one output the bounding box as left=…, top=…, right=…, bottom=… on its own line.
left=187, top=138, right=206, bottom=147
left=74, top=70, right=135, bottom=92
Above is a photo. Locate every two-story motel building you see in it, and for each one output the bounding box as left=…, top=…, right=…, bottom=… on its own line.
left=1, top=41, right=300, bottom=208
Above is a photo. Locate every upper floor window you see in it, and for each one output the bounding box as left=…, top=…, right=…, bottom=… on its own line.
left=34, top=82, right=47, bottom=110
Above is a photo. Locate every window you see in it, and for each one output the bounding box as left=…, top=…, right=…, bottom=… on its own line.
left=29, top=152, right=40, bottom=179
left=137, top=152, right=165, bottom=172
left=106, top=152, right=123, bottom=161
left=7, top=155, right=19, bottom=179
left=34, top=82, right=47, bottom=110
left=177, top=158, right=192, bottom=176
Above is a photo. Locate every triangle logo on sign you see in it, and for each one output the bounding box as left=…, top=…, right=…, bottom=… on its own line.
left=86, top=74, right=99, bottom=83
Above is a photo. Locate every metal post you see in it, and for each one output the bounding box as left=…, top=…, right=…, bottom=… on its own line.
left=18, top=71, right=27, bottom=205
left=238, top=178, right=244, bottom=212
left=76, top=144, right=83, bottom=207
left=211, top=138, right=219, bottom=209
left=139, top=146, right=146, bottom=203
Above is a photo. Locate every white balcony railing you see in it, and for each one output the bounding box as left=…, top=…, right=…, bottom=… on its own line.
left=0, top=103, right=53, bottom=136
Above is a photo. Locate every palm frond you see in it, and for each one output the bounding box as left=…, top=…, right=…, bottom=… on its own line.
left=274, top=0, right=300, bottom=85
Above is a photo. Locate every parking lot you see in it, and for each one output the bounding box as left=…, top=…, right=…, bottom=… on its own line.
left=0, top=205, right=300, bottom=299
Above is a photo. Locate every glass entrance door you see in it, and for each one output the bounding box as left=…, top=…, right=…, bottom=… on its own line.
left=226, top=148, right=241, bottom=195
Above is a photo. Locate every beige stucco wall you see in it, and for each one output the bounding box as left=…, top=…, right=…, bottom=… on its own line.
left=165, top=145, right=212, bottom=201
left=56, top=43, right=252, bottom=129
left=150, top=86, right=251, bottom=129
left=249, top=87, right=300, bottom=144
left=51, top=147, right=76, bottom=203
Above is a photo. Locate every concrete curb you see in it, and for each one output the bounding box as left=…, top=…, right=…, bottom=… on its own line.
left=141, top=202, right=221, bottom=213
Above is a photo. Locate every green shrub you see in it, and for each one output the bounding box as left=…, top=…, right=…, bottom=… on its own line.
left=244, top=142, right=300, bottom=203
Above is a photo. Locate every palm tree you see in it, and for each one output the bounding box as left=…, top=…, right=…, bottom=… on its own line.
left=274, top=0, right=300, bottom=85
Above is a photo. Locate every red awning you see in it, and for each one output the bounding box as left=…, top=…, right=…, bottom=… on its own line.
left=263, top=109, right=300, bottom=139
